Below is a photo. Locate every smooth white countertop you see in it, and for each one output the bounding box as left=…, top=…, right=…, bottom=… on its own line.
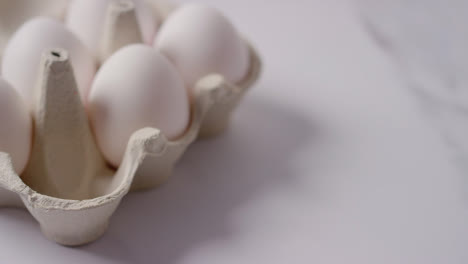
left=0, top=0, right=467, bottom=263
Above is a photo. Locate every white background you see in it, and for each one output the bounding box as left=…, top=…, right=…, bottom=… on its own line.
left=1, top=0, right=467, bottom=263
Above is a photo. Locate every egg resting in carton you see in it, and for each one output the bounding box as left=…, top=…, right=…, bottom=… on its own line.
left=0, top=1, right=261, bottom=246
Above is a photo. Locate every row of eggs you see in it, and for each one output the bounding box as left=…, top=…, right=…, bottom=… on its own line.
left=0, top=1, right=250, bottom=174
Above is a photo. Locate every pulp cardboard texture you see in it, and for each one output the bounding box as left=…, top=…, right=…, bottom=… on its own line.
left=0, top=0, right=261, bottom=246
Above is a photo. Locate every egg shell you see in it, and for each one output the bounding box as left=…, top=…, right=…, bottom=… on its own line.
left=1, top=17, right=96, bottom=108
left=0, top=78, right=32, bottom=174
left=66, top=0, right=159, bottom=57
left=154, top=4, right=249, bottom=94
left=88, top=44, right=189, bottom=167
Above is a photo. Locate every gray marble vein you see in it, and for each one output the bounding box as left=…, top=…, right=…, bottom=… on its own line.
left=358, top=0, right=468, bottom=175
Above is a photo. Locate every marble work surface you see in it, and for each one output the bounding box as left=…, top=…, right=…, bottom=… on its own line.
left=359, top=0, right=468, bottom=177
left=0, top=0, right=467, bottom=263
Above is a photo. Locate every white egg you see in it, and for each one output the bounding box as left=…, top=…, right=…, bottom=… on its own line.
left=154, top=4, right=249, bottom=94
left=66, top=0, right=159, bottom=57
left=1, top=17, right=96, bottom=108
left=0, top=78, right=32, bottom=174
left=88, top=44, right=189, bottom=167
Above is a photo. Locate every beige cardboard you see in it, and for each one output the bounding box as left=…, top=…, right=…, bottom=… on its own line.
left=0, top=0, right=261, bottom=246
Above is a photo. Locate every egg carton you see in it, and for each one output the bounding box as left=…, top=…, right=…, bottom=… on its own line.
left=0, top=1, right=261, bottom=246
